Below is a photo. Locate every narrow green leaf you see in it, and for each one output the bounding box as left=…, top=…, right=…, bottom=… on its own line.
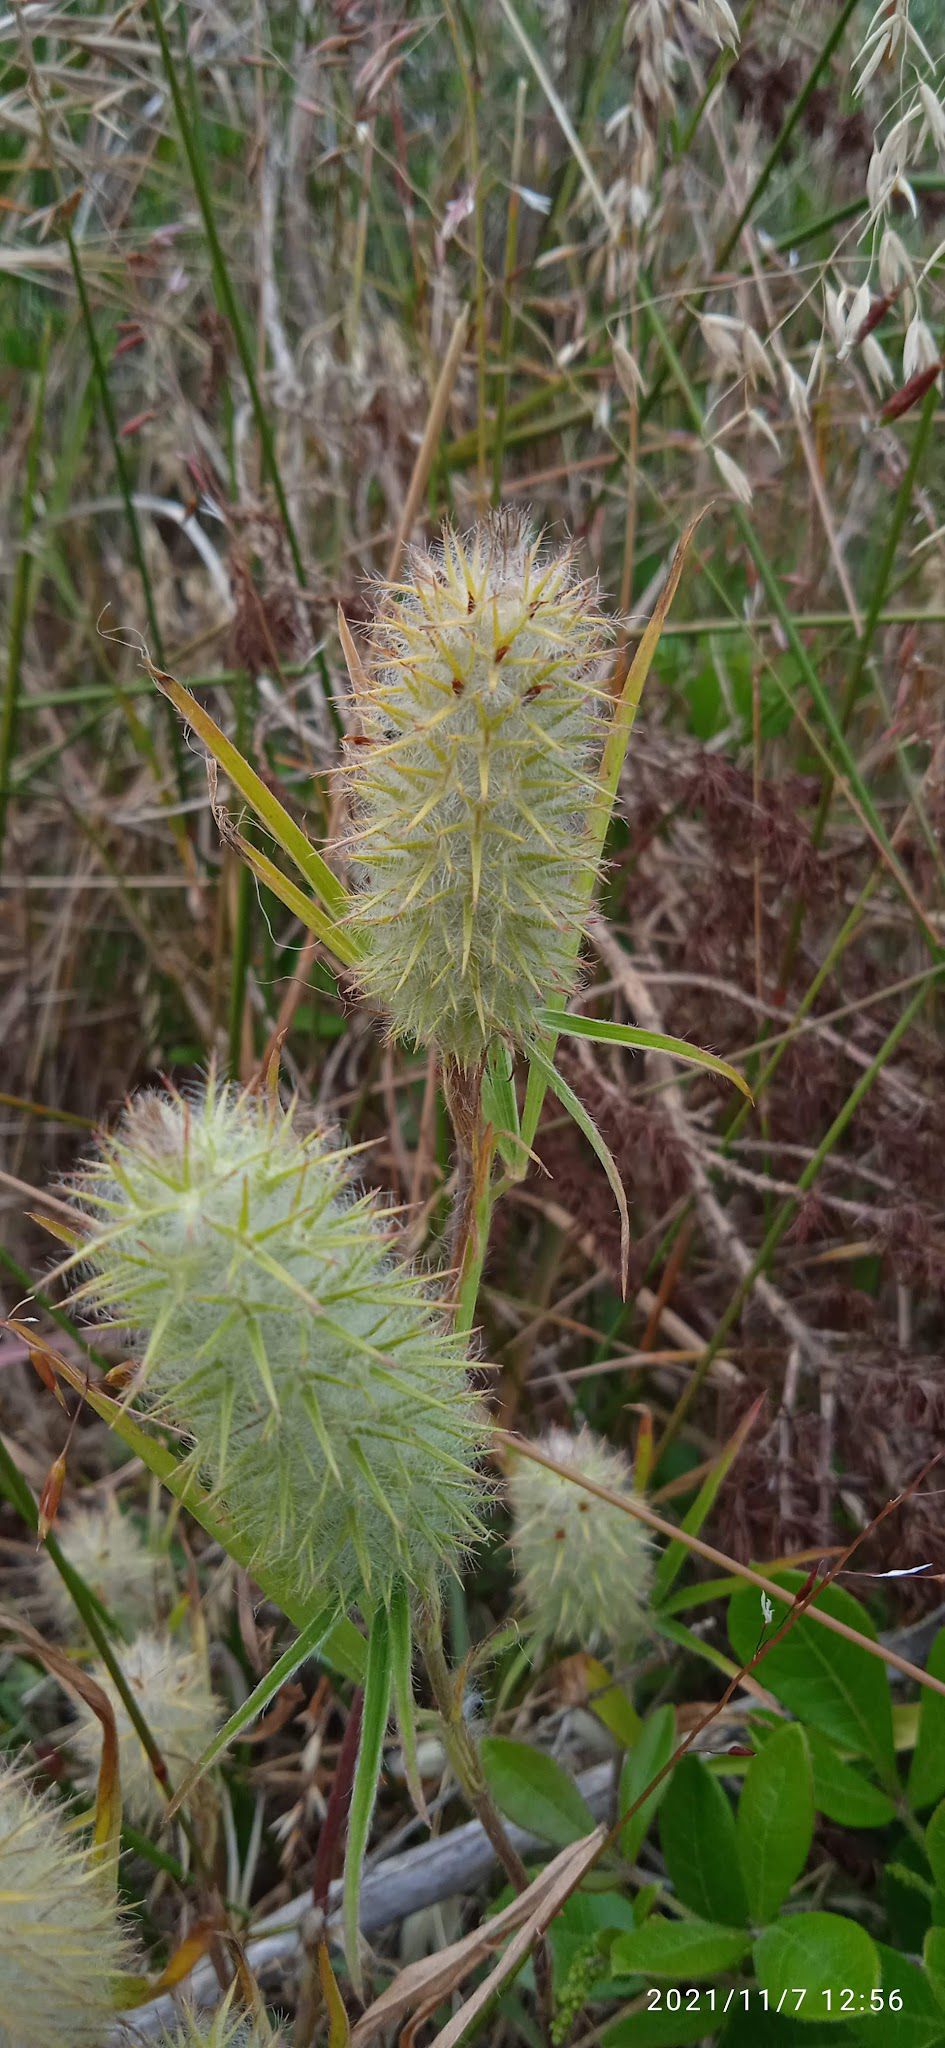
left=659, top=1756, right=749, bottom=1926
left=319, top=1941, right=352, bottom=2047
left=482, top=1040, right=525, bottom=1175
left=539, top=1010, right=752, bottom=1103
left=926, top=1802, right=945, bottom=1893
left=229, top=827, right=360, bottom=969
left=389, top=1577, right=427, bottom=1822
left=480, top=1736, right=597, bottom=1847
left=166, top=1604, right=337, bottom=1818
left=344, top=1604, right=393, bottom=1998
left=652, top=1398, right=763, bottom=1605
left=527, top=1037, right=629, bottom=1292
left=151, top=668, right=354, bottom=928
left=736, top=1723, right=813, bottom=1922
left=728, top=1574, right=896, bottom=1780
left=804, top=1729, right=896, bottom=1830
left=619, top=1706, right=677, bottom=1862
left=753, top=1912, right=880, bottom=2019
left=611, top=1916, right=750, bottom=1979
left=910, top=1630, right=945, bottom=1811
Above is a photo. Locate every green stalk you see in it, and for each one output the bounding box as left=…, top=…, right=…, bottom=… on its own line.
left=0, top=1434, right=198, bottom=1850
left=0, top=326, right=48, bottom=868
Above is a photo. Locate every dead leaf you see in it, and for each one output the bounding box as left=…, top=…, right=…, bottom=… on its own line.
left=349, top=1833, right=602, bottom=2047
left=429, top=1829, right=607, bottom=2047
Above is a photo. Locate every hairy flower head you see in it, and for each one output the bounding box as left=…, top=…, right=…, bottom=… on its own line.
left=36, top=1495, right=166, bottom=1640
left=342, top=511, right=611, bottom=1064
left=71, top=1628, right=222, bottom=1828
left=0, top=1762, right=130, bottom=2048
left=157, top=2002, right=285, bottom=2046
left=507, top=1425, right=653, bottom=1659
left=67, top=1077, right=484, bottom=1616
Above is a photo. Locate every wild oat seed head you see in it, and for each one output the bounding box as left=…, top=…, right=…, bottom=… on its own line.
left=37, top=1495, right=165, bottom=1640
left=71, top=1628, right=222, bottom=1828
left=68, top=1077, right=484, bottom=1615
left=342, top=511, right=611, bottom=1064
left=507, top=1424, right=653, bottom=1659
left=0, top=1762, right=129, bottom=2048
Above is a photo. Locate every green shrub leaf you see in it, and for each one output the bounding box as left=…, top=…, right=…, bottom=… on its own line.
left=619, top=1705, right=677, bottom=1861
left=753, top=1913, right=880, bottom=2023
left=737, top=1723, right=813, bottom=1923
left=659, top=1755, right=748, bottom=1926
left=479, top=1735, right=596, bottom=1847
left=910, top=1631, right=945, bottom=1812
left=728, top=1575, right=895, bottom=1779
left=611, top=1915, right=751, bottom=1978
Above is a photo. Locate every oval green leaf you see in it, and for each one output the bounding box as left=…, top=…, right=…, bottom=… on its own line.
left=753, top=1912, right=880, bottom=2023
left=612, top=1915, right=750, bottom=1980
left=727, top=1573, right=895, bottom=1779
left=659, top=1755, right=748, bottom=1927
left=480, top=1735, right=597, bottom=1848
left=737, top=1723, right=813, bottom=1923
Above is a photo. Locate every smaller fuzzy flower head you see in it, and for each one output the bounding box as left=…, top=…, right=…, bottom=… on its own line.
left=507, top=1424, right=653, bottom=1659
left=36, top=1495, right=165, bottom=1640
left=71, top=1628, right=222, bottom=1828
left=0, top=1762, right=130, bottom=2048
left=67, top=1075, right=484, bottom=1615
left=157, top=2004, right=285, bottom=2047
left=342, top=510, right=611, bottom=1065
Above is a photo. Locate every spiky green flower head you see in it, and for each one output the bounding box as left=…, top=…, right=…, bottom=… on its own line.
left=157, top=2000, right=286, bottom=2046
left=36, top=1495, right=166, bottom=1640
left=342, top=510, right=612, bottom=1065
left=507, top=1425, right=653, bottom=1660
left=67, top=1076, right=485, bottom=1617
left=0, top=1762, right=130, bottom=2048
left=70, top=1627, right=222, bottom=1827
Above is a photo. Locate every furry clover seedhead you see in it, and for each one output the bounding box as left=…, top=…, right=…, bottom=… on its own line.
left=342, top=511, right=611, bottom=1065
left=68, top=1076, right=484, bottom=1618
left=71, top=1629, right=222, bottom=1827
left=0, top=1763, right=129, bottom=2048
left=507, top=1424, right=653, bottom=1659
left=157, top=2003, right=285, bottom=2046
left=37, top=1495, right=165, bottom=1640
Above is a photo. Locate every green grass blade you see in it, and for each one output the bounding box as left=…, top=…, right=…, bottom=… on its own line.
left=229, top=830, right=361, bottom=970
left=482, top=1041, right=525, bottom=1175
left=652, top=1396, right=764, bottom=1606
left=150, top=666, right=355, bottom=930
left=539, top=1009, right=753, bottom=1103
left=528, top=1038, right=629, bottom=1293
left=166, top=1603, right=339, bottom=1819
left=344, top=1601, right=393, bottom=1997
left=389, top=1577, right=427, bottom=1823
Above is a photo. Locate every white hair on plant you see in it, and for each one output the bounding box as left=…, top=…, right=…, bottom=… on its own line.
left=36, top=1495, right=165, bottom=1639
left=66, top=1075, right=485, bottom=1617
left=0, top=1762, right=130, bottom=2048
left=341, top=509, right=612, bottom=1065
left=70, top=1628, right=222, bottom=1828
left=156, top=2000, right=285, bottom=2046
left=507, top=1424, right=653, bottom=1658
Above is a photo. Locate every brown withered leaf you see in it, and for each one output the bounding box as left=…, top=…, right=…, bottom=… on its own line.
left=349, top=1832, right=604, bottom=2047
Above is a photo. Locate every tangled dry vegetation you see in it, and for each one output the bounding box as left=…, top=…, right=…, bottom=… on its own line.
left=1, top=1, right=945, bottom=2043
